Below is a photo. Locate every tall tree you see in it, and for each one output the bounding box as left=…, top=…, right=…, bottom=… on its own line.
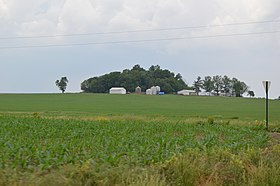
left=221, top=75, right=232, bottom=95
left=232, top=78, right=248, bottom=97
left=175, top=73, right=182, bottom=80
left=55, top=77, right=68, bottom=93
left=131, top=64, right=145, bottom=72
left=212, top=75, right=223, bottom=95
left=193, top=76, right=203, bottom=95
left=202, top=76, right=214, bottom=95
left=149, top=65, right=160, bottom=72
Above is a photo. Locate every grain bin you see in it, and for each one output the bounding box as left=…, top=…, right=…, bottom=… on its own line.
left=135, top=86, right=141, bottom=94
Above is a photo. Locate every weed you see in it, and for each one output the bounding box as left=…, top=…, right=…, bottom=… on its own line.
left=32, top=112, right=40, bottom=118
left=208, top=116, right=215, bottom=124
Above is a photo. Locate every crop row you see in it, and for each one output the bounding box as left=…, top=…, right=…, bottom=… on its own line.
left=0, top=115, right=268, bottom=170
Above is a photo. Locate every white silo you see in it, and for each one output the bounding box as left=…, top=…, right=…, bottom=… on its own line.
left=151, top=86, right=157, bottom=95
left=135, top=86, right=141, bottom=94
left=156, top=86, right=160, bottom=94
left=146, top=89, right=152, bottom=95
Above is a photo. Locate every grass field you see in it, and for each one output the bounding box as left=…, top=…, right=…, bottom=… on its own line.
left=0, top=94, right=280, bottom=186
left=0, top=93, right=279, bottom=121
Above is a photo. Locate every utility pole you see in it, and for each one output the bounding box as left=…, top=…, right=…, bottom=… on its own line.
left=262, top=81, right=271, bottom=130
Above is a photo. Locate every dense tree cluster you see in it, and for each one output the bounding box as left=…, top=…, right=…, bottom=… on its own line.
left=81, top=65, right=188, bottom=93
left=193, top=75, right=250, bottom=97
left=55, top=77, right=68, bottom=93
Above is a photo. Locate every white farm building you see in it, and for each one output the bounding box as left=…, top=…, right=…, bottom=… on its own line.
left=177, top=89, right=197, bottom=96
left=146, top=86, right=161, bottom=95
left=109, top=87, right=126, bottom=94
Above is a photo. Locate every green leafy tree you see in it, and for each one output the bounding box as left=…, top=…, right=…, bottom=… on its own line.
left=131, top=64, right=145, bottom=72
left=193, top=76, right=203, bottom=95
left=55, top=77, right=68, bottom=93
left=212, top=75, right=223, bottom=95
left=175, top=73, right=182, bottom=80
left=202, top=76, right=214, bottom=95
left=149, top=65, right=160, bottom=72
left=199, top=75, right=249, bottom=97
left=81, top=65, right=188, bottom=94
left=232, top=78, right=248, bottom=97
left=221, top=75, right=232, bottom=94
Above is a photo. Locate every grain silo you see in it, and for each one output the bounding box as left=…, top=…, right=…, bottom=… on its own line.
left=146, top=89, right=152, bottom=95
left=135, top=86, right=141, bottom=94
left=151, top=86, right=157, bottom=95
left=156, top=86, right=161, bottom=94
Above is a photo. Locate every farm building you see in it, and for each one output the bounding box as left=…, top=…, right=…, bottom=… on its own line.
left=109, top=87, right=126, bottom=94
left=146, top=86, right=161, bottom=95
left=156, top=86, right=160, bottom=93
left=177, top=90, right=197, bottom=96
left=135, top=86, right=142, bottom=94
left=151, top=86, right=157, bottom=95
left=146, top=89, right=152, bottom=95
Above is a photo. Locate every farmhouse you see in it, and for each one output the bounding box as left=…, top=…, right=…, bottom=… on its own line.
left=177, top=89, right=197, bottom=96
left=109, top=87, right=126, bottom=94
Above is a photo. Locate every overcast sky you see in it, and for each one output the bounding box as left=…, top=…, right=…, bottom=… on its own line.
left=0, top=0, right=279, bottom=98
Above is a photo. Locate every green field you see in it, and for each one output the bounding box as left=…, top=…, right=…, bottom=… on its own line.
left=0, top=94, right=279, bottom=186
left=0, top=93, right=279, bottom=121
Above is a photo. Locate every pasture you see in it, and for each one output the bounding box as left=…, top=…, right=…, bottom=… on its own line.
left=0, top=94, right=279, bottom=186
left=0, top=93, right=280, bottom=121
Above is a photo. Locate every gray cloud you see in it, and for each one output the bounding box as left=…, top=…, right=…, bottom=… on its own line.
left=0, top=0, right=279, bottom=97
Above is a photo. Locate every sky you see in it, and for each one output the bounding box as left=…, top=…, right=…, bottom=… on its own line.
left=0, top=0, right=280, bottom=98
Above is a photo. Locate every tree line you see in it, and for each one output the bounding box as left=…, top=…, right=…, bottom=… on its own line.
left=81, top=65, right=188, bottom=93
left=193, top=75, right=252, bottom=97
left=56, top=65, right=253, bottom=97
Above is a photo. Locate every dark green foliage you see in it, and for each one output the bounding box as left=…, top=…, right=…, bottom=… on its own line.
left=221, top=75, right=232, bottom=94
left=81, top=65, right=188, bottom=93
left=232, top=78, right=248, bottom=97
left=212, top=75, right=223, bottom=95
left=248, top=90, right=255, bottom=98
left=202, top=76, right=214, bottom=94
left=193, top=76, right=203, bottom=95
left=55, top=77, right=68, bottom=93
left=198, top=75, right=249, bottom=97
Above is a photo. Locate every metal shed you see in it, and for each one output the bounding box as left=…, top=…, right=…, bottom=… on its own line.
left=109, top=87, right=126, bottom=94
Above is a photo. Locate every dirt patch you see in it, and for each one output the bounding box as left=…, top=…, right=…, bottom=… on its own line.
left=269, top=132, right=280, bottom=146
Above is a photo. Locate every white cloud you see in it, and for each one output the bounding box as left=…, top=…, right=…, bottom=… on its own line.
left=0, top=0, right=280, bottom=97
left=0, top=0, right=279, bottom=49
left=57, top=0, right=101, bottom=33
left=0, top=0, right=8, bottom=18
left=19, top=19, right=57, bottom=36
left=1, top=0, right=279, bottom=36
